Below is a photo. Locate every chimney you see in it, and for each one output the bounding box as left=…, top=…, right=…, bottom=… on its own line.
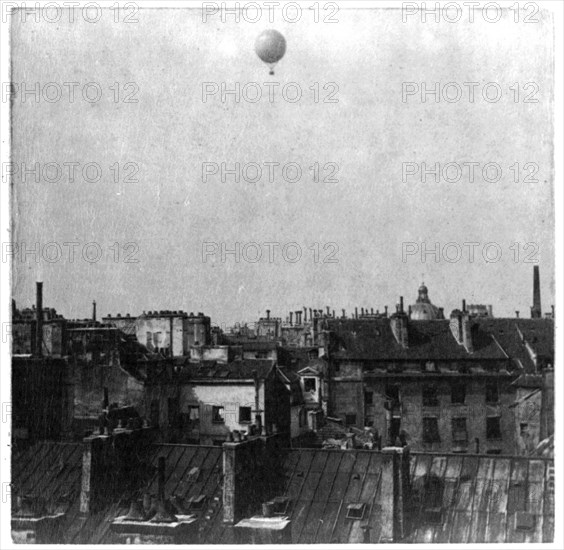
left=449, top=310, right=463, bottom=343
left=408, top=305, right=412, bottom=318
left=384, top=306, right=388, bottom=317
left=92, top=300, right=97, bottom=322
left=462, top=299, right=466, bottom=312
left=516, top=311, right=520, bottom=318
left=342, top=308, right=346, bottom=318
left=303, top=307, right=307, bottom=323
left=380, top=447, right=411, bottom=542
left=361, top=307, right=364, bottom=316
left=35, top=281, right=43, bottom=357
left=309, top=308, right=312, bottom=321
left=289, top=312, right=293, bottom=325
left=461, top=310, right=474, bottom=353
left=487, top=304, right=493, bottom=317
left=266, top=309, right=270, bottom=320
left=355, top=307, right=358, bottom=319
left=532, top=266, right=542, bottom=318
left=326, top=306, right=330, bottom=316
left=223, top=433, right=285, bottom=524
left=390, top=301, right=409, bottom=349
left=80, top=427, right=155, bottom=514
left=371, top=308, right=374, bottom=315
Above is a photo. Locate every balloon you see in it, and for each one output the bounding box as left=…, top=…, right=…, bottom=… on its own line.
left=255, top=29, right=286, bottom=75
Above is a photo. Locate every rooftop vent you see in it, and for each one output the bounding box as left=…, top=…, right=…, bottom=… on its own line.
left=346, top=503, right=366, bottom=520
left=187, top=467, right=200, bottom=483
left=186, top=494, right=206, bottom=511
left=515, top=511, right=535, bottom=530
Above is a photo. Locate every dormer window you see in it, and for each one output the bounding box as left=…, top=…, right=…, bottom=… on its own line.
left=346, top=503, right=366, bottom=520
left=304, top=378, right=317, bottom=392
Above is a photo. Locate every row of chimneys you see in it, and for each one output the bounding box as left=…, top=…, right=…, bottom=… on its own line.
left=264, top=306, right=391, bottom=325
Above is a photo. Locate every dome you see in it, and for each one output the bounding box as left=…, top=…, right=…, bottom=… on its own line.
left=410, top=282, right=443, bottom=320
left=411, top=302, right=441, bottom=320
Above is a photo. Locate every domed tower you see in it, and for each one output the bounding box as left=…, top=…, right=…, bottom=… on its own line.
left=410, top=282, right=444, bottom=320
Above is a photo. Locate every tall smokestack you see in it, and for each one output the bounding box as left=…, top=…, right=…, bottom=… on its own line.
left=266, top=309, right=270, bottom=320
left=532, top=266, right=541, bottom=318
left=35, top=281, right=43, bottom=357
left=92, top=300, right=97, bottom=322
left=399, top=296, right=404, bottom=313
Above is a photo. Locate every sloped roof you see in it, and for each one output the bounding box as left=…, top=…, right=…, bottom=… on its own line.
left=406, top=452, right=554, bottom=543
left=13, top=443, right=554, bottom=544
left=184, top=360, right=276, bottom=380
left=326, top=318, right=508, bottom=362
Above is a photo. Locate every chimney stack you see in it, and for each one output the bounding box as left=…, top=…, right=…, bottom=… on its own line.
left=342, top=308, right=346, bottom=318
left=289, top=312, right=293, bottom=325
left=35, top=281, right=43, bottom=357
left=390, top=300, right=409, bottom=349
left=303, top=307, right=307, bottom=323
left=516, top=311, right=520, bottom=318
left=462, top=299, right=466, bottom=312
left=532, top=266, right=542, bottom=318
left=385, top=306, right=388, bottom=317
left=355, top=307, right=358, bottom=319
left=92, top=300, right=97, bottom=322
left=266, top=309, right=270, bottom=320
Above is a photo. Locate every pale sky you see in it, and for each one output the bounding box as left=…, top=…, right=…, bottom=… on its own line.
left=11, top=7, right=554, bottom=325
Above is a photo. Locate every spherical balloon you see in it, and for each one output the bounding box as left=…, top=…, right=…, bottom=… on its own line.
left=255, top=29, right=286, bottom=74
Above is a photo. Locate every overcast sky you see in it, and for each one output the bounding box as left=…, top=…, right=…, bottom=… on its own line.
left=11, top=7, right=554, bottom=325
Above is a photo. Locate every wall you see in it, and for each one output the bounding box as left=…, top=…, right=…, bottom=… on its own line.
left=145, top=381, right=264, bottom=444
left=362, top=375, right=517, bottom=453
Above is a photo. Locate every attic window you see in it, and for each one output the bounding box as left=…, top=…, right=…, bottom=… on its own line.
left=187, top=467, right=201, bottom=482
left=271, top=496, right=290, bottom=515
left=515, top=511, right=535, bottom=530
left=346, top=503, right=366, bottom=520
left=187, top=495, right=206, bottom=510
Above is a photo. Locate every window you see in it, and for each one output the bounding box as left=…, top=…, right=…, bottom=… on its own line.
left=451, top=382, right=466, bottom=405
left=239, top=406, right=252, bottom=423
left=422, top=385, right=439, bottom=407
left=364, top=391, right=374, bottom=406
left=385, top=385, right=400, bottom=408
left=451, top=417, right=468, bottom=442
left=486, top=449, right=502, bottom=455
left=486, top=381, right=499, bottom=403
left=304, top=378, right=317, bottom=392
left=422, top=417, right=440, bottom=443
left=520, top=422, right=529, bottom=437
left=345, top=414, right=357, bottom=426
left=346, top=503, right=366, bottom=520
left=188, top=405, right=200, bottom=422
left=212, top=406, right=225, bottom=423
left=486, top=416, right=502, bottom=440
left=364, top=416, right=374, bottom=427
left=424, top=361, right=436, bottom=372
